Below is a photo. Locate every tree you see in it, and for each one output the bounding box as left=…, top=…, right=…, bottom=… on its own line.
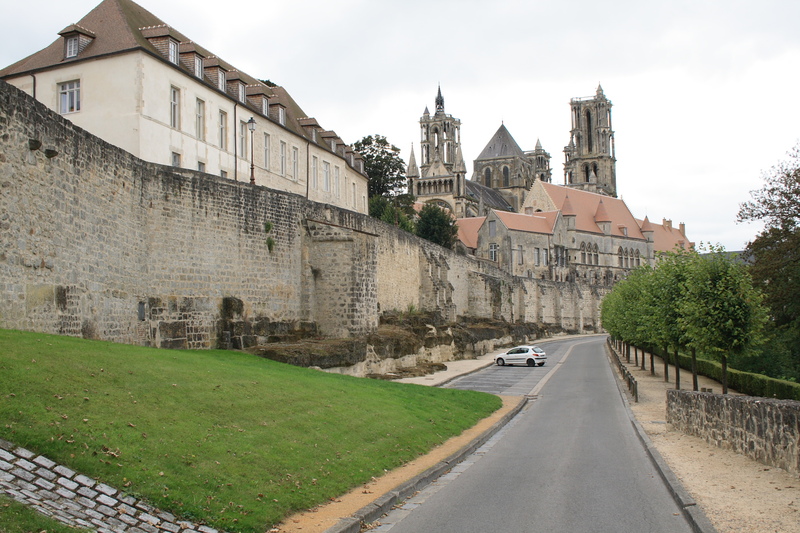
left=679, top=247, right=768, bottom=394
left=369, top=196, right=415, bottom=233
left=415, top=203, right=458, bottom=248
left=737, top=144, right=800, bottom=381
left=353, top=135, right=407, bottom=198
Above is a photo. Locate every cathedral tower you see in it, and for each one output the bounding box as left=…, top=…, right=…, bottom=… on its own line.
left=419, top=86, right=462, bottom=174
left=563, top=85, right=616, bottom=197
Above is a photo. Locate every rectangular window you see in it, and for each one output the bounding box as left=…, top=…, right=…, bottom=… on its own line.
left=518, top=245, right=524, bottom=265
left=488, top=220, right=496, bottom=237
left=292, top=147, right=299, bottom=180
left=59, top=80, right=80, bottom=114
left=218, top=70, right=226, bottom=91
left=323, top=161, right=331, bottom=192
left=195, top=99, right=205, bottom=140
left=197, top=161, right=205, bottom=172
left=534, top=248, right=540, bottom=266
left=239, top=121, right=247, bottom=158
left=311, top=156, right=318, bottom=189
left=220, top=170, right=227, bottom=179
left=334, top=166, right=340, bottom=197
left=238, top=84, right=245, bottom=103
left=262, top=98, right=269, bottom=115
left=278, top=107, right=285, bottom=125
left=168, top=40, right=178, bottom=64
left=263, top=133, right=270, bottom=170
left=352, top=183, right=356, bottom=207
left=543, top=249, right=549, bottom=266
left=170, top=86, right=180, bottom=128
left=489, top=243, right=498, bottom=262
left=171, top=152, right=181, bottom=167
left=279, top=141, right=286, bottom=176
left=66, top=36, right=79, bottom=58
left=218, top=111, right=227, bottom=150
left=194, top=56, right=203, bottom=77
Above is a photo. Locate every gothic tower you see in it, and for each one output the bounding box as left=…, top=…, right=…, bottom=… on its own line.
left=419, top=86, right=462, bottom=174
left=563, top=84, right=616, bottom=197
left=408, top=87, right=468, bottom=216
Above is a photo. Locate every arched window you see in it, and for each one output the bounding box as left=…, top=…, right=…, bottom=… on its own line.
left=593, top=244, right=599, bottom=265
left=584, top=164, right=591, bottom=183
left=484, top=167, right=492, bottom=187
left=580, top=243, right=586, bottom=264
left=503, top=167, right=510, bottom=187
left=585, top=109, right=593, bottom=153
left=635, top=249, right=640, bottom=267
left=618, top=247, right=624, bottom=268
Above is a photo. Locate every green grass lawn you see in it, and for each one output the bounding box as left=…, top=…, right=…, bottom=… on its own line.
left=0, top=329, right=501, bottom=532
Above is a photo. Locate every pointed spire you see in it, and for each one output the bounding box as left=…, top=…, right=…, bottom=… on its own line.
left=596, top=83, right=604, bottom=96
left=640, top=215, right=655, bottom=232
left=407, top=144, right=419, bottom=178
left=594, top=199, right=612, bottom=223
left=423, top=106, right=430, bottom=117
left=454, top=144, right=466, bottom=174
left=435, top=85, right=444, bottom=113
left=535, top=138, right=543, bottom=150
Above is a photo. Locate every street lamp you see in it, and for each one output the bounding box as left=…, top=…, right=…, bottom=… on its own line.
left=247, top=116, right=256, bottom=185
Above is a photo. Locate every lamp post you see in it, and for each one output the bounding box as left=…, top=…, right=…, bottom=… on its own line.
left=247, top=117, right=256, bottom=185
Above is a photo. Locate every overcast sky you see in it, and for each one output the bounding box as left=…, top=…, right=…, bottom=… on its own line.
left=3, top=0, right=799, bottom=250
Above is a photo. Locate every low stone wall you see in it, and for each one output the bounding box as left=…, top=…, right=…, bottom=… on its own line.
left=0, top=438, right=221, bottom=533
left=666, top=390, right=800, bottom=475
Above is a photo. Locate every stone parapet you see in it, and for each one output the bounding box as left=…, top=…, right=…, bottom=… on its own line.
left=666, top=390, right=800, bottom=475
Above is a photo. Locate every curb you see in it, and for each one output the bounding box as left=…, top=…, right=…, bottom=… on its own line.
left=322, top=396, right=528, bottom=533
left=604, top=343, right=718, bottom=533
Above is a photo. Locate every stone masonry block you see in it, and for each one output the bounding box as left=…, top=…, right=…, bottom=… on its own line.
left=53, top=464, right=76, bottom=478
left=55, top=487, right=76, bottom=499
left=74, top=473, right=96, bottom=487
left=33, top=455, right=56, bottom=469
left=57, top=476, right=79, bottom=491
left=0, top=449, right=14, bottom=462
left=14, top=458, right=36, bottom=471
left=96, top=493, right=117, bottom=507
left=13, top=447, right=35, bottom=460
left=160, top=521, right=181, bottom=533
left=96, top=482, right=118, bottom=496
left=11, top=467, right=35, bottom=482
left=35, top=467, right=57, bottom=480
left=77, top=486, right=98, bottom=498
left=0, top=460, right=12, bottom=471
left=34, top=477, right=55, bottom=490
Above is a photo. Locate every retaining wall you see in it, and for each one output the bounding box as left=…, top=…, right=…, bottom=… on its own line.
left=666, top=390, right=800, bottom=475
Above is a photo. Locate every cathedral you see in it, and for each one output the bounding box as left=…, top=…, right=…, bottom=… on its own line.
left=407, top=85, right=691, bottom=283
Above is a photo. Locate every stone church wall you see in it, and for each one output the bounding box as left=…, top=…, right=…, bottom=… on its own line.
left=0, top=81, right=607, bottom=350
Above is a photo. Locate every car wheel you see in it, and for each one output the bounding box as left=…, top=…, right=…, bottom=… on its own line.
left=527, top=359, right=535, bottom=367
left=496, top=358, right=505, bottom=366
left=538, top=362, right=545, bottom=367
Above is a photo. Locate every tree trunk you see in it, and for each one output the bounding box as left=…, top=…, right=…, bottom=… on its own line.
left=673, top=347, right=680, bottom=390
left=691, top=347, right=698, bottom=391
left=626, top=343, right=631, bottom=364
left=650, top=348, right=655, bottom=376
left=663, top=345, right=669, bottom=382
left=722, top=351, right=729, bottom=395
left=634, top=345, right=639, bottom=367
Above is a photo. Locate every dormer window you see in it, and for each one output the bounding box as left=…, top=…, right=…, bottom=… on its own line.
left=262, top=97, right=269, bottom=115
left=278, top=106, right=285, bottom=125
left=168, top=40, right=179, bottom=64
left=194, top=56, right=203, bottom=77
left=238, top=83, right=245, bottom=103
left=311, top=129, right=317, bottom=142
left=218, top=70, right=226, bottom=91
left=66, top=36, right=79, bottom=58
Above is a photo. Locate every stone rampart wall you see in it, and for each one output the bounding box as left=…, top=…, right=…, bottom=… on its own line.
left=0, top=81, right=607, bottom=350
left=666, top=390, right=800, bottom=475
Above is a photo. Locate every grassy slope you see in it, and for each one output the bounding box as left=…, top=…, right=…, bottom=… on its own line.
left=0, top=329, right=501, bottom=532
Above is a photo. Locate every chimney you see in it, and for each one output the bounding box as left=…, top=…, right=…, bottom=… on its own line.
left=679, top=222, right=686, bottom=236
left=662, top=218, right=672, bottom=230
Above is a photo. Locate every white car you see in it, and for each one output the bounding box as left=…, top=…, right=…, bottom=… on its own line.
left=495, top=345, right=547, bottom=367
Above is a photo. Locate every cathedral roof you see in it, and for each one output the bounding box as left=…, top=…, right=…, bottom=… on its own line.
left=465, top=180, right=514, bottom=212
left=423, top=150, right=451, bottom=178
left=475, top=124, right=527, bottom=161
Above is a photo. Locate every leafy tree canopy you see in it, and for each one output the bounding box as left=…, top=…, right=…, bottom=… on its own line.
left=415, top=203, right=459, bottom=248
left=354, top=135, right=407, bottom=198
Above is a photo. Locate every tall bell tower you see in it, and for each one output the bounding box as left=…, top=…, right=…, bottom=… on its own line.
left=419, top=86, right=462, bottom=175
left=563, top=84, right=617, bottom=197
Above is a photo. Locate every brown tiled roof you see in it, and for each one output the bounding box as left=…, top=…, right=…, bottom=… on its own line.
left=637, top=217, right=692, bottom=252
left=539, top=182, right=644, bottom=240
left=455, top=217, right=485, bottom=249
left=495, top=210, right=558, bottom=235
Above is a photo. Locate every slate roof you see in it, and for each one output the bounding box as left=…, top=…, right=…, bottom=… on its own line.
left=475, top=124, right=527, bottom=160
left=465, top=180, right=514, bottom=212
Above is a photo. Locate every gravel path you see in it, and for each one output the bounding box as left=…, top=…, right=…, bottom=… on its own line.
left=622, top=350, right=800, bottom=533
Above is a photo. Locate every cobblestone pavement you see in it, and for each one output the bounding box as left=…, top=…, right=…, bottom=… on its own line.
left=0, top=438, right=221, bottom=533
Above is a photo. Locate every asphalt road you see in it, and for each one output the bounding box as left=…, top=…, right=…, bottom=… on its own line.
left=372, top=337, right=694, bottom=533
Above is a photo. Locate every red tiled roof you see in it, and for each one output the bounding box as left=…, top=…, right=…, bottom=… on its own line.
left=540, top=182, right=644, bottom=239
left=456, top=217, right=485, bottom=249
left=495, top=210, right=558, bottom=235
left=637, top=217, right=692, bottom=253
